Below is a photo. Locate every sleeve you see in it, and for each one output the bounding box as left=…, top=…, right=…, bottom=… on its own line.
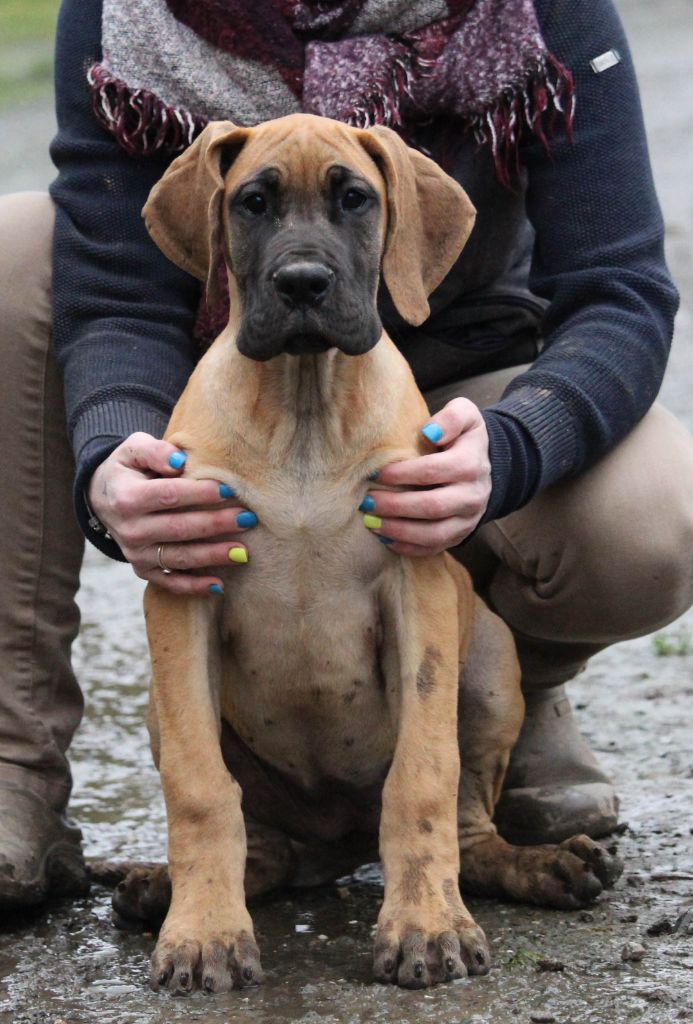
left=49, top=0, right=201, bottom=559
left=480, top=0, right=679, bottom=524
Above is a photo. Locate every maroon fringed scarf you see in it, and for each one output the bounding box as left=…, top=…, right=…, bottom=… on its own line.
left=89, top=0, right=574, bottom=343
left=89, top=0, right=575, bottom=189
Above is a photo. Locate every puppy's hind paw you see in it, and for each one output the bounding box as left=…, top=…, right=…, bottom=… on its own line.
left=111, top=864, right=171, bottom=931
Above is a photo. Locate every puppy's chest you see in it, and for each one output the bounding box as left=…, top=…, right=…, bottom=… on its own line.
left=222, top=470, right=386, bottom=601
left=216, top=475, right=396, bottom=787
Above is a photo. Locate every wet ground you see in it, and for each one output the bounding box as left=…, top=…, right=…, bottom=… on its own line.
left=1, top=1, right=692, bottom=1022
left=3, top=575, right=692, bottom=1024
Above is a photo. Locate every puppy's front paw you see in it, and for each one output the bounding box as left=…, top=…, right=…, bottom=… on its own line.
left=151, top=923, right=262, bottom=994
left=374, top=921, right=490, bottom=988
left=373, top=881, right=490, bottom=988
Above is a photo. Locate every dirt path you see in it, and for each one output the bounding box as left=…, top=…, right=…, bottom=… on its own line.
left=1, top=2, right=691, bottom=1022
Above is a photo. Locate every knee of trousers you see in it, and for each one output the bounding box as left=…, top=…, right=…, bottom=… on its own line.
left=485, top=405, right=693, bottom=646
left=0, top=192, right=55, bottom=360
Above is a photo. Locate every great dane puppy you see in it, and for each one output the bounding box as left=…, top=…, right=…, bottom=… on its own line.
left=117, top=113, right=621, bottom=995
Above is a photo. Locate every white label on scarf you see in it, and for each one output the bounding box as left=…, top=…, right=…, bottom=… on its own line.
left=590, top=49, right=622, bottom=74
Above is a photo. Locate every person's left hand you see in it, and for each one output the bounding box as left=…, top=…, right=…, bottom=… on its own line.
left=361, top=398, right=492, bottom=556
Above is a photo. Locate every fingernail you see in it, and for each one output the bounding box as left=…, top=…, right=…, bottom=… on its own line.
left=421, top=422, right=443, bottom=444
left=209, top=583, right=224, bottom=594
left=229, top=547, right=249, bottom=564
left=219, top=483, right=235, bottom=499
left=168, top=451, right=187, bottom=469
left=378, top=536, right=395, bottom=545
left=363, top=513, right=382, bottom=529
left=359, top=496, right=376, bottom=512
left=236, top=511, right=258, bottom=529
left=368, top=470, right=379, bottom=481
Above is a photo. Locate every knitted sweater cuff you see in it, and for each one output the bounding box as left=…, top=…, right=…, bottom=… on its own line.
left=481, top=383, right=585, bottom=522
left=72, top=400, right=172, bottom=561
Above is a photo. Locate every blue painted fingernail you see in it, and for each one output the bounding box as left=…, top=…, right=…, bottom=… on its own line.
left=168, top=451, right=187, bottom=469
left=368, top=470, right=379, bottom=481
left=359, top=496, right=376, bottom=512
left=209, top=583, right=224, bottom=595
left=378, top=536, right=395, bottom=545
left=219, top=483, right=235, bottom=499
left=236, top=511, right=258, bottom=529
left=421, top=422, right=443, bottom=444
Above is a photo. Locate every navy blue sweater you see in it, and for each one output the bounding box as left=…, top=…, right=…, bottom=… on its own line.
left=50, top=0, right=678, bottom=560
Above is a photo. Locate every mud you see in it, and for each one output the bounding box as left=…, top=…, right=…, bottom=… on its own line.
left=1, top=1, right=692, bottom=1022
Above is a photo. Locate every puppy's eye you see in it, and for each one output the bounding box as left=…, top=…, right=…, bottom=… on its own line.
left=242, top=193, right=267, bottom=215
left=341, top=189, right=368, bottom=211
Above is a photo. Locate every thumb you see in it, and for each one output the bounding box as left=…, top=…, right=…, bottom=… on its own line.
left=420, top=398, right=482, bottom=447
left=116, top=431, right=188, bottom=476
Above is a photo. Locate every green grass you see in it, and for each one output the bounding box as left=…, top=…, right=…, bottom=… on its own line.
left=0, top=0, right=60, bottom=108
left=506, top=947, right=545, bottom=969
left=0, top=0, right=60, bottom=44
left=653, top=631, right=692, bottom=657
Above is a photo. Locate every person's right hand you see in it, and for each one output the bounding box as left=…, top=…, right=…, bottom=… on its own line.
left=88, top=432, right=257, bottom=595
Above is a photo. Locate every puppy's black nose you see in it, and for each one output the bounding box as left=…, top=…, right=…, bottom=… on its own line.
left=273, top=262, right=334, bottom=309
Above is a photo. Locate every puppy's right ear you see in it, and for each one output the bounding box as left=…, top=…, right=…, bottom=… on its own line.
left=142, top=120, right=251, bottom=289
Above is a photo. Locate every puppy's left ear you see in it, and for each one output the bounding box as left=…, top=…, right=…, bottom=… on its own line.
left=142, top=120, right=251, bottom=300
left=359, top=126, right=476, bottom=326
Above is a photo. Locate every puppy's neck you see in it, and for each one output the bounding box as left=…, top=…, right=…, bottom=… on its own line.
left=201, top=323, right=411, bottom=470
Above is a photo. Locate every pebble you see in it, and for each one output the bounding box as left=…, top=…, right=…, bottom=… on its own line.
left=636, top=987, right=672, bottom=1003
left=621, top=941, right=647, bottom=962
left=626, top=874, right=646, bottom=887
left=646, top=915, right=674, bottom=936
left=536, top=957, right=565, bottom=972
left=530, top=1013, right=556, bottom=1023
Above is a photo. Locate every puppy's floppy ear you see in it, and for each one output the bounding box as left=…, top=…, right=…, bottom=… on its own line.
left=142, top=120, right=251, bottom=299
left=359, top=125, right=476, bottom=326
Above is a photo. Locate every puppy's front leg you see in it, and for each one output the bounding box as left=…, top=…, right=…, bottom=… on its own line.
left=375, top=561, right=489, bottom=989
left=145, top=585, right=261, bottom=995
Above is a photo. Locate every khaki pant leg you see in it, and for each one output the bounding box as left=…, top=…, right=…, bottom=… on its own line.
left=0, top=192, right=84, bottom=810
left=426, top=367, right=693, bottom=690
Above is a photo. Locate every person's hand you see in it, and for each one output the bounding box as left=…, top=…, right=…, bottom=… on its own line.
left=88, top=432, right=257, bottom=595
left=361, top=398, right=491, bottom=556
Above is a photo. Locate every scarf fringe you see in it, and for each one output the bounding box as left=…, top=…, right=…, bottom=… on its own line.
left=347, top=50, right=434, bottom=130
left=88, top=50, right=574, bottom=189
left=88, top=64, right=208, bottom=158
left=469, top=53, right=575, bottom=188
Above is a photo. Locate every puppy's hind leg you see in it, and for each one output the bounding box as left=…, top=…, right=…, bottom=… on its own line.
left=456, top=593, right=623, bottom=911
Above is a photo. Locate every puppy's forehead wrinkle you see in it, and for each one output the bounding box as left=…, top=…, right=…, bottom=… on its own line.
left=230, top=122, right=381, bottom=193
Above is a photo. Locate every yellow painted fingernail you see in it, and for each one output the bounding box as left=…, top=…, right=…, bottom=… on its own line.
left=228, top=548, right=249, bottom=564
left=363, top=513, right=382, bottom=529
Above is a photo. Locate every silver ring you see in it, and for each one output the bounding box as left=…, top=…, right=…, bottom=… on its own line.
left=157, top=544, right=174, bottom=575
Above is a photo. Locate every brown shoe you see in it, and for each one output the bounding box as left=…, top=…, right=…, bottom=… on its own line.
left=0, top=783, right=89, bottom=907
left=493, top=685, right=620, bottom=845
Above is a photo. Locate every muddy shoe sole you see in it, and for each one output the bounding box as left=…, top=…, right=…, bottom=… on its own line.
left=494, top=782, right=620, bottom=846
left=0, top=785, right=89, bottom=908
left=0, top=841, right=89, bottom=906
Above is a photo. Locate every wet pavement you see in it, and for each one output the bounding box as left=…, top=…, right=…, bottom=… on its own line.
left=1, top=1, right=692, bottom=1022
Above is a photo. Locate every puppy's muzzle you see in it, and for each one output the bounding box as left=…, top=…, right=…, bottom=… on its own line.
left=273, top=261, right=335, bottom=311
